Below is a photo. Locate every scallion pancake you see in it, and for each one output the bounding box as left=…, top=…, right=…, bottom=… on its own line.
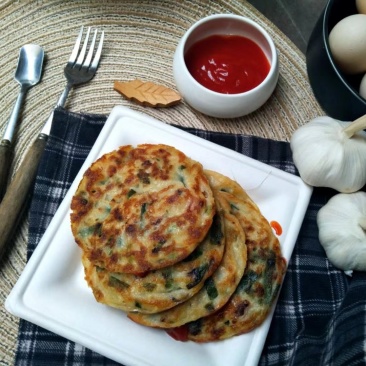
left=128, top=191, right=247, bottom=325
left=82, top=202, right=225, bottom=314
left=71, top=144, right=215, bottom=274
left=173, top=171, right=286, bottom=342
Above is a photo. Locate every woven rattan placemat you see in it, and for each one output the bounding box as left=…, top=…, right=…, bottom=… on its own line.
left=0, top=1, right=323, bottom=364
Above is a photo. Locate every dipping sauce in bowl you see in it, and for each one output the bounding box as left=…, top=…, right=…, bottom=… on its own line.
left=185, top=34, right=271, bottom=94
left=173, top=14, right=279, bottom=118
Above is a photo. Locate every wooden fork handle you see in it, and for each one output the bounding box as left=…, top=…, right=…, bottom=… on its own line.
left=0, top=140, right=13, bottom=202
left=0, top=134, right=48, bottom=259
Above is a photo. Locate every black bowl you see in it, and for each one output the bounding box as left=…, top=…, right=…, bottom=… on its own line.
left=306, top=0, right=366, bottom=121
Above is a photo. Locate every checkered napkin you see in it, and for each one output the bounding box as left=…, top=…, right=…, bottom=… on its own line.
left=15, top=108, right=366, bottom=366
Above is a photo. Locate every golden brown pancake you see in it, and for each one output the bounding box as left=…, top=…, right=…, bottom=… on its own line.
left=81, top=203, right=225, bottom=314
left=71, top=144, right=215, bottom=274
left=168, top=171, right=286, bottom=342
left=128, top=191, right=247, bottom=325
left=204, top=169, right=256, bottom=205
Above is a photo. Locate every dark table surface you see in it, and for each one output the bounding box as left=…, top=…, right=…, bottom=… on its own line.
left=248, top=0, right=328, bottom=54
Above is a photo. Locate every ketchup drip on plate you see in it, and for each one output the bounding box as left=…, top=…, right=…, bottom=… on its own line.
left=185, top=34, right=270, bottom=94
left=166, top=325, right=189, bottom=341
left=270, top=221, right=282, bottom=236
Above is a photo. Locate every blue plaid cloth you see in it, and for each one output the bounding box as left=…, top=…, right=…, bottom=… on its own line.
left=15, top=108, right=366, bottom=366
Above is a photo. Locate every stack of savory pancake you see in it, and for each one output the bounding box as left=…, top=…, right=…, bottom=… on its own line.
left=70, top=144, right=286, bottom=342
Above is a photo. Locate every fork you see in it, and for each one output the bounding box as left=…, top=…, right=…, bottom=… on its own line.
left=0, top=27, right=104, bottom=259
left=41, top=26, right=104, bottom=136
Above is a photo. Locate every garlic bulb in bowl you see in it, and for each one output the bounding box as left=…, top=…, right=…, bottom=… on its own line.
left=290, top=115, right=366, bottom=193
left=317, top=192, right=366, bottom=272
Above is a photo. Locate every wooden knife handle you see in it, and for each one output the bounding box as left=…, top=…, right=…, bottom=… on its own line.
left=0, top=134, right=48, bottom=259
left=0, top=140, right=13, bottom=202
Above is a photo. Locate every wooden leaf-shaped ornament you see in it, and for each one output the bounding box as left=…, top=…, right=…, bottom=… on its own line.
left=114, top=79, right=181, bottom=107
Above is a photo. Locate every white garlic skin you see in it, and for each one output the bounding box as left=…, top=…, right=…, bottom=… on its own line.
left=290, top=116, right=366, bottom=193
left=317, top=192, right=366, bottom=271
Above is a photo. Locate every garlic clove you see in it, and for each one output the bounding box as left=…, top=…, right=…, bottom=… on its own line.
left=290, top=116, right=366, bottom=193
left=317, top=192, right=366, bottom=272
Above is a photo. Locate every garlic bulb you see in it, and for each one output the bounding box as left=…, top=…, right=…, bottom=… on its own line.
left=290, top=115, right=366, bottom=193
left=317, top=192, right=366, bottom=272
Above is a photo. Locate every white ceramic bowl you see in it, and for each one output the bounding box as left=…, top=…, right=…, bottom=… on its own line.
left=173, top=14, right=279, bottom=118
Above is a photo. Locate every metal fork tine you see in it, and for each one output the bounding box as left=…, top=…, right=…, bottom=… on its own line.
left=41, top=27, right=104, bottom=137
left=82, top=29, right=97, bottom=69
left=75, top=27, right=91, bottom=67
left=90, top=30, right=104, bottom=71
left=68, top=26, right=84, bottom=64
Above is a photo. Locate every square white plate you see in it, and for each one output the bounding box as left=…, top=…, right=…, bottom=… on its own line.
left=6, top=106, right=312, bottom=366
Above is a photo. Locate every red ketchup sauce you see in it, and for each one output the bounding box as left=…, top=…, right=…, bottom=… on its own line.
left=270, top=220, right=282, bottom=236
left=166, top=325, right=189, bottom=341
left=184, top=34, right=270, bottom=94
